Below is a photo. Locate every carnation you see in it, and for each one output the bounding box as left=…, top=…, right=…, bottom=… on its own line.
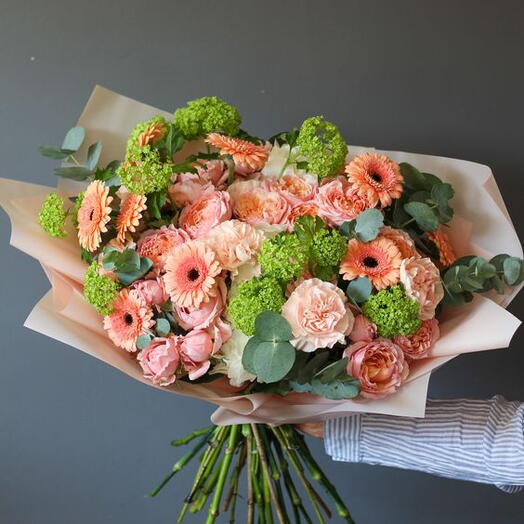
left=362, top=285, right=421, bottom=338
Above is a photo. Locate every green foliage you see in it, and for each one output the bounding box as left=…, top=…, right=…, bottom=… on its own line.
left=83, top=261, right=121, bottom=315
left=258, top=232, right=309, bottom=282
left=296, top=116, right=347, bottom=178
left=136, top=334, right=152, bottom=350
left=346, top=276, right=372, bottom=304
left=362, top=285, right=421, bottom=338
left=340, top=208, right=385, bottom=243
left=38, top=193, right=68, bottom=238
left=173, top=96, right=241, bottom=138
left=155, top=318, right=171, bottom=337
left=404, top=202, right=439, bottom=231
left=228, top=277, right=286, bottom=335
left=86, top=141, right=102, bottom=171
left=61, top=126, right=86, bottom=151
left=441, top=254, right=524, bottom=307
left=102, top=247, right=153, bottom=286
left=53, top=166, right=93, bottom=180
left=241, top=312, right=296, bottom=383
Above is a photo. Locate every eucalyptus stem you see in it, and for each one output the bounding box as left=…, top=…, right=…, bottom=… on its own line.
left=289, top=427, right=355, bottom=523
left=271, top=426, right=326, bottom=524
left=205, top=425, right=240, bottom=524
left=171, top=425, right=214, bottom=446
left=149, top=427, right=214, bottom=498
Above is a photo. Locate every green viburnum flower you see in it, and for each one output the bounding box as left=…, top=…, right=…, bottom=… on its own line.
left=310, top=228, right=347, bottom=267
left=362, top=285, right=421, bottom=338
left=258, top=233, right=309, bottom=282
left=125, top=115, right=169, bottom=158
left=296, top=116, right=347, bottom=178
left=117, top=147, right=173, bottom=194
left=71, top=191, right=85, bottom=229
left=228, top=277, right=285, bottom=335
left=38, top=193, right=68, bottom=238
left=83, top=261, right=121, bottom=315
left=173, top=96, right=241, bottom=138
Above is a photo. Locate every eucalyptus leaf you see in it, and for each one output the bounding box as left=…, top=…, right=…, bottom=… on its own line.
left=503, top=256, right=523, bottom=285
left=61, top=126, right=85, bottom=152
left=54, top=166, right=93, bottom=180
left=315, top=357, right=349, bottom=384
left=38, top=146, right=76, bottom=160
left=346, top=277, right=372, bottom=304
left=86, top=141, right=102, bottom=171
left=291, top=351, right=330, bottom=384
left=252, top=340, right=296, bottom=383
left=155, top=318, right=171, bottom=337
left=242, top=336, right=262, bottom=375
left=254, top=311, right=292, bottom=342
left=136, top=334, right=152, bottom=350
left=404, top=202, right=439, bottom=231
left=290, top=376, right=360, bottom=400
left=355, top=209, right=384, bottom=242
left=116, top=257, right=153, bottom=286
left=431, top=182, right=454, bottom=203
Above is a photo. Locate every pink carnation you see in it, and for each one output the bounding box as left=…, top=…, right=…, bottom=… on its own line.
left=137, top=225, right=189, bottom=272
left=180, top=329, right=215, bottom=380
left=282, top=278, right=354, bottom=352
left=317, top=176, right=376, bottom=226
left=345, top=338, right=409, bottom=399
left=349, top=314, right=377, bottom=342
left=179, top=189, right=232, bottom=239
left=394, top=318, right=440, bottom=360
left=228, top=179, right=290, bottom=231
left=137, top=336, right=180, bottom=386
left=400, top=257, right=444, bottom=320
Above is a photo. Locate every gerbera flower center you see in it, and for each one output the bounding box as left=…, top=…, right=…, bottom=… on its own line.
left=370, top=172, right=382, bottom=183
left=187, top=268, right=200, bottom=281
left=124, top=313, right=134, bottom=325
left=89, top=208, right=94, bottom=221
left=363, top=256, right=379, bottom=268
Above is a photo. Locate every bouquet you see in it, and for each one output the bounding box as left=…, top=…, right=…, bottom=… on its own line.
left=1, top=86, right=522, bottom=523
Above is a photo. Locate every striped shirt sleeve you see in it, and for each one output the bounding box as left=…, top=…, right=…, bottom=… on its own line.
left=324, top=396, right=524, bottom=492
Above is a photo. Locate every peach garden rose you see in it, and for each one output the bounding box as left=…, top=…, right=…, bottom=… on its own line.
left=137, top=336, right=181, bottom=386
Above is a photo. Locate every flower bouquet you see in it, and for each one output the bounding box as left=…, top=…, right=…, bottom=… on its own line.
left=1, top=86, right=522, bottom=523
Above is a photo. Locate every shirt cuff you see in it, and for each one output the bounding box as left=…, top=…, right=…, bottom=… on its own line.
left=324, top=415, right=362, bottom=463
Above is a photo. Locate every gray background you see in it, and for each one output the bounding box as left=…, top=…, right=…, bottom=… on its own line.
left=1, top=0, right=523, bottom=522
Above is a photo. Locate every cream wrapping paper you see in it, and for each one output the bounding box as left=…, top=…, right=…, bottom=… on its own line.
left=0, top=85, right=521, bottom=425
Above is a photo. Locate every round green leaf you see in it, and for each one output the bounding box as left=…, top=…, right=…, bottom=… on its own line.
left=404, top=202, right=439, bottom=231
left=503, top=256, right=523, bottom=285
left=346, top=277, right=372, bottom=304
left=155, top=318, right=171, bottom=337
left=254, top=311, right=292, bottom=342
left=61, top=126, right=85, bottom=152
left=136, top=334, right=152, bottom=350
left=253, top=341, right=296, bottom=383
left=355, top=209, right=384, bottom=242
left=241, top=336, right=262, bottom=375
left=86, top=141, right=102, bottom=171
left=54, top=166, right=93, bottom=180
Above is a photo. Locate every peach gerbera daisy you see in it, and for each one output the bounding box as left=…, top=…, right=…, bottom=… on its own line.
left=77, top=180, right=113, bottom=252
left=103, top=289, right=154, bottom=352
left=163, top=241, right=222, bottom=308
left=206, top=133, right=268, bottom=170
left=116, top=194, right=147, bottom=243
left=379, top=226, right=420, bottom=259
left=345, top=153, right=403, bottom=207
left=136, top=121, right=167, bottom=147
left=427, top=227, right=456, bottom=267
left=340, top=237, right=402, bottom=290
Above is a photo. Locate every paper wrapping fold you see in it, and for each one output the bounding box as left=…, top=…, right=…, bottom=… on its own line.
left=0, top=86, right=521, bottom=425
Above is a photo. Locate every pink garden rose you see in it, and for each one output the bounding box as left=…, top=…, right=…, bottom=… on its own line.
left=345, top=338, right=409, bottom=399
left=228, top=179, right=290, bottom=231
left=349, top=314, right=377, bottom=342
left=279, top=174, right=317, bottom=206
left=196, top=159, right=228, bottom=187
left=175, top=280, right=227, bottom=331
left=179, top=189, right=232, bottom=239
left=282, top=278, right=354, bottom=352
left=137, top=225, right=189, bottom=272
left=180, top=329, right=215, bottom=380
left=400, top=257, right=444, bottom=320
left=202, top=219, right=264, bottom=272
left=394, top=318, right=440, bottom=360
left=317, top=176, right=376, bottom=226
left=131, top=277, right=168, bottom=307
left=169, top=177, right=213, bottom=207
left=137, top=336, right=180, bottom=386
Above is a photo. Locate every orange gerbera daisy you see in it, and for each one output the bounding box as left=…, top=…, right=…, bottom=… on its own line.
left=77, top=180, right=113, bottom=252
left=345, top=153, right=403, bottom=207
left=206, top=133, right=268, bottom=170
left=136, top=121, right=167, bottom=147
left=427, top=227, right=456, bottom=267
left=116, top=194, right=147, bottom=243
left=379, top=226, right=419, bottom=259
left=103, top=289, right=154, bottom=352
left=163, top=241, right=222, bottom=308
left=340, top=237, right=402, bottom=290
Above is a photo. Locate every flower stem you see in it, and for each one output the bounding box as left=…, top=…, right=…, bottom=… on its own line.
left=246, top=433, right=255, bottom=524
left=205, top=425, right=240, bottom=524
left=171, top=425, right=214, bottom=446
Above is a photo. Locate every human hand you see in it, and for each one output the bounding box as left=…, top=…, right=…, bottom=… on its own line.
left=297, top=422, right=324, bottom=438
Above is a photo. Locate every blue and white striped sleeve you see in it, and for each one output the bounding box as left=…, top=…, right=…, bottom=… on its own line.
left=324, top=396, right=524, bottom=492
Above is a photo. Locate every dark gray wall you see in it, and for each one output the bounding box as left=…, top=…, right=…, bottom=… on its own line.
left=1, top=1, right=523, bottom=522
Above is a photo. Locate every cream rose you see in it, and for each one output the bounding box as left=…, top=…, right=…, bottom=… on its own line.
left=281, top=278, right=354, bottom=352
left=400, top=257, right=444, bottom=320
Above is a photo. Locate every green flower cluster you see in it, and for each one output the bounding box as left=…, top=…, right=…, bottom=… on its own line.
left=83, top=261, right=121, bottom=315
left=362, top=285, right=421, bottom=338
left=126, top=115, right=169, bottom=157
left=258, top=233, right=309, bottom=282
left=228, top=277, right=285, bottom=335
left=38, top=193, right=68, bottom=238
left=310, top=228, right=347, bottom=267
left=174, top=96, right=241, bottom=138
left=296, top=116, right=347, bottom=178
left=117, top=148, right=173, bottom=194
left=71, top=191, right=85, bottom=228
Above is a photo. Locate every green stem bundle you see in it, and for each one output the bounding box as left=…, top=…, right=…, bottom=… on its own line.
left=151, top=423, right=355, bottom=523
